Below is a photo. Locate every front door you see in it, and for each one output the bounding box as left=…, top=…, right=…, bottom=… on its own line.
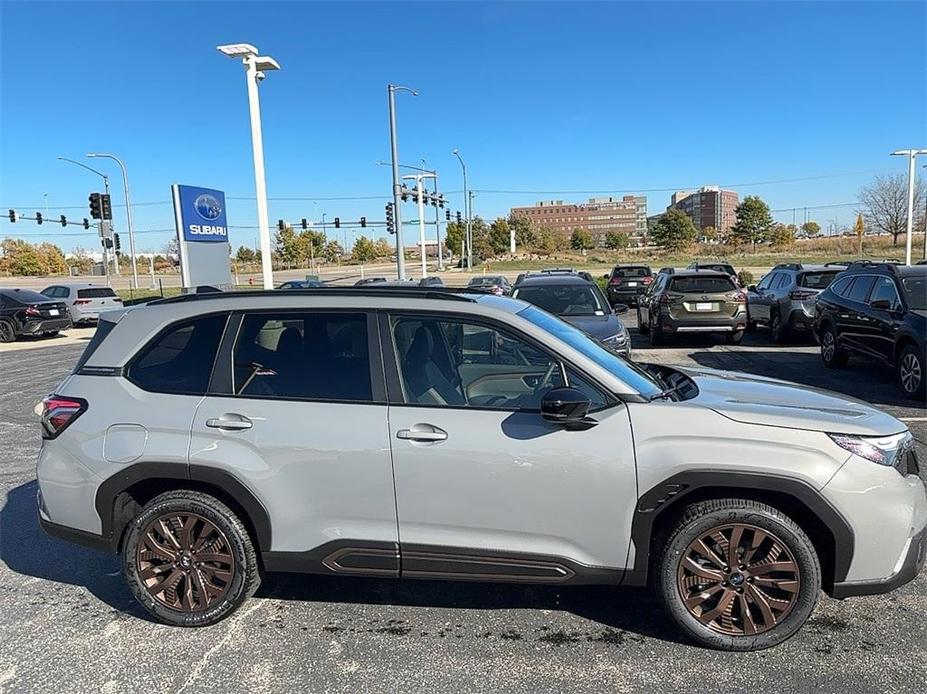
left=189, top=310, right=398, bottom=570
left=383, top=312, right=638, bottom=581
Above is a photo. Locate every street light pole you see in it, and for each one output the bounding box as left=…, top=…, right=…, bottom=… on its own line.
left=403, top=173, right=436, bottom=278
left=388, top=85, right=418, bottom=280
left=452, top=149, right=471, bottom=269
left=218, top=43, right=281, bottom=289
left=87, top=152, right=137, bottom=288
left=890, top=148, right=927, bottom=266
left=57, top=157, right=114, bottom=280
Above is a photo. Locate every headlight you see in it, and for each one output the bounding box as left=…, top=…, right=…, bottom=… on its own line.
left=603, top=332, right=628, bottom=347
left=828, top=431, right=913, bottom=468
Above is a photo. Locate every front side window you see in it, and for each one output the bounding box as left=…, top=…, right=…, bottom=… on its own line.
left=129, top=315, right=227, bottom=395
left=390, top=315, right=609, bottom=410
left=901, top=276, right=926, bottom=310
left=756, top=273, right=775, bottom=290
left=232, top=312, right=372, bottom=401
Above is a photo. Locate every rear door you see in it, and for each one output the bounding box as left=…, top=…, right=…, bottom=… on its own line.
left=189, top=310, right=398, bottom=564
left=837, top=275, right=878, bottom=354
left=749, top=272, right=777, bottom=322
left=383, top=312, right=638, bottom=577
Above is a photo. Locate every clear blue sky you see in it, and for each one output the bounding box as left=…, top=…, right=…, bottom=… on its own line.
left=2, top=0, right=925, bottom=253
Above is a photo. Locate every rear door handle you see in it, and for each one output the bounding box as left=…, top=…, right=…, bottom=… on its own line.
left=397, top=425, right=448, bottom=442
left=206, top=414, right=253, bottom=431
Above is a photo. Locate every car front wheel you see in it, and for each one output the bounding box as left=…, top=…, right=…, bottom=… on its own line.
left=122, top=490, right=261, bottom=627
left=820, top=324, right=848, bottom=368
left=658, top=498, right=821, bottom=651
left=898, top=344, right=925, bottom=400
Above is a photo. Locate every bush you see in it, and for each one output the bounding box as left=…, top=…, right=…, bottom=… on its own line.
left=737, top=269, right=754, bottom=286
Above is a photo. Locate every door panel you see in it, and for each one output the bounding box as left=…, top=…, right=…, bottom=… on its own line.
left=388, top=405, right=637, bottom=570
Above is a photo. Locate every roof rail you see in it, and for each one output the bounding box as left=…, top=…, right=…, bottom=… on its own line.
left=148, top=287, right=477, bottom=306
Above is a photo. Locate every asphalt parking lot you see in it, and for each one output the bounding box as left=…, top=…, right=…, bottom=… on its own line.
left=1, top=317, right=925, bottom=694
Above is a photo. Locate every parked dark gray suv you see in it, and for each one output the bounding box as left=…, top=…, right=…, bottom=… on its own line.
left=747, top=264, right=843, bottom=342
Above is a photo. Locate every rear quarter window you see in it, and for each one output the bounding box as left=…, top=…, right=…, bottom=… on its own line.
left=829, top=276, right=853, bottom=298
left=73, top=318, right=118, bottom=372
left=127, top=314, right=228, bottom=395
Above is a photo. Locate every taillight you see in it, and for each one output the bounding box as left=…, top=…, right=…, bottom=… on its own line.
left=25, top=306, right=41, bottom=316
left=790, top=289, right=816, bottom=301
left=491, top=286, right=503, bottom=295
left=609, top=276, right=622, bottom=285
left=73, top=299, right=92, bottom=305
left=642, top=276, right=653, bottom=285
left=732, top=291, right=747, bottom=304
left=40, top=395, right=87, bottom=439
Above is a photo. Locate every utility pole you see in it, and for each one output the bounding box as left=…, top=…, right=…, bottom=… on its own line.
left=388, top=84, right=418, bottom=280
left=432, top=172, right=444, bottom=270
left=468, top=190, right=476, bottom=267
left=890, top=148, right=927, bottom=265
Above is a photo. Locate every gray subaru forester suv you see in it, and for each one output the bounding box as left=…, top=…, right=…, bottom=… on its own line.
left=37, top=288, right=925, bottom=650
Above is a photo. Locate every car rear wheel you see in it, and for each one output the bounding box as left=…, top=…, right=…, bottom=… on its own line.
left=0, top=320, right=16, bottom=343
left=770, top=311, right=788, bottom=344
left=820, top=324, right=848, bottom=368
left=637, top=307, right=649, bottom=335
left=657, top=498, right=821, bottom=651
left=898, top=344, right=925, bottom=400
left=123, top=490, right=261, bottom=627
left=725, top=330, right=744, bottom=345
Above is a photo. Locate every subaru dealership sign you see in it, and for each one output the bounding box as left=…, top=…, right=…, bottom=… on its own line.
left=171, top=184, right=232, bottom=289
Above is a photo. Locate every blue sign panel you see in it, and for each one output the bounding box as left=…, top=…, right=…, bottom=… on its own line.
left=176, top=185, right=228, bottom=242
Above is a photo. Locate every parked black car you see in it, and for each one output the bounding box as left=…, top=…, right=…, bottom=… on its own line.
left=0, top=288, right=72, bottom=342
left=813, top=262, right=926, bottom=399
left=603, top=264, right=653, bottom=306
left=277, top=280, right=323, bottom=289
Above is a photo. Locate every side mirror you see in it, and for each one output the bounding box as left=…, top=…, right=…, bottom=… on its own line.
left=614, top=303, right=629, bottom=315
left=541, top=387, right=594, bottom=429
left=870, top=299, right=892, bottom=311
left=747, top=285, right=757, bottom=292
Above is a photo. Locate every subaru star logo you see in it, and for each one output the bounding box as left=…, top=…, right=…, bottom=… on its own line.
left=193, top=193, right=222, bottom=221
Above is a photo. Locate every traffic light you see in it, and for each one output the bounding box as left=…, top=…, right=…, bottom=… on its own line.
left=89, top=193, right=102, bottom=219
left=385, top=203, right=395, bottom=234
left=114, top=233, right=122, bottom=254
left=60, top=215, right=67, bottom=227
left=360, top=216, right=367, bottom=228
left=400, top=185, right=409, bottom=202
left=456, top=211, right=462, bottom=225
left=445, top=209, right=451, bottom=222
left=334, top=217, right=341, bottom=229
left=100, top=194, right=113, bottom=220
left=82, top=218, right=90, bottom=230
left=437, top=195, right=445, bottom=209
left=301, top=218, right=308, bottom=230
left=8, top=209, right=16, bottom=223
left=277, top=219, right=285, bottom=231
left=36, top=212, right=43, bottom=225
left=103, top=237, right=113, bottom=249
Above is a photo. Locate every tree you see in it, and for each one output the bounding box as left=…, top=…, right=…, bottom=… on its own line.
left=165, top=237, right=180, bottom=265
left=604, top=230, right=629, bottom=250
left=444, top=221, right=465, bottom=256
left=730, top=196, right=774, bottom=250
left=66, top=246, right=93, bottom=274
left=859, top=173, right=926, bottom=246
left=322, top=240, right=344, bottom=262
left=650, top=208, right=697, bottom=252
left=469, top=217, right=493, bottom=260
left=767, top=223, right=796, bottom=248
left=853, top=213, right=865, bottom=255
left=373, top=238, right=393, bottom=258
left=570, top=228, right=594, bottom=250
left=488, top=218, right=511, bottom=255
left=351, top=235, right=377, bottom=263
left=701, top=226, right=718, bottom=244
left=235, top=246, right=256, bottom=264
left=507, top=213, right=537, bottom=249
left=37, top=243, right=68, bottom=274
left=800, top=221, right=821, bottom=238
left=273, top=225, right=299, bottom=265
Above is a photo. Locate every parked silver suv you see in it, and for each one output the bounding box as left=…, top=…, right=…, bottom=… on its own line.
left=37, top=288, right=925, bottom=650
left=746, top=264, right=843, bottom=342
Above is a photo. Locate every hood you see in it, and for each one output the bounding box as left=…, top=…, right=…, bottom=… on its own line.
left=675, top=365, right=905, bottom=436
left=561, top=313, right=625, bottom=340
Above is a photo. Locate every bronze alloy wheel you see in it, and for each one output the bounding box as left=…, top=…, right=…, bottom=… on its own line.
left=136, top=512, right=236, bottom=613
left=676, top=523, right=800, bottom=636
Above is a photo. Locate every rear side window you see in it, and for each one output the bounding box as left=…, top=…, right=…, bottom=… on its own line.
left=846, top=276, right=876, bottom=303
left=774, top=274, right=792, bottom=289
left=77, top=288, right=118, bottom=299
left=73, top=318, right=118, bottom=372
left=799, top=271, right=839, bottom=289
left=232, top=312, right=372, bottom=401
left=128, top=315, right=227, bottom=395
left=829, top=276, right=853, bottom=297
left=669, top=276, right=735, bottom=293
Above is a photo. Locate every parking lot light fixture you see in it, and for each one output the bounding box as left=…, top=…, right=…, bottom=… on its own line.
left=890, top=148, right=927, bottom=265
left=218, top=42, right=281, bottom=289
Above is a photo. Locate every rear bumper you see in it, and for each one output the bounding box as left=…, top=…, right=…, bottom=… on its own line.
left=832, top=524, right=927, bottom=598
left=20, top=318, right=72, bottom=334
left=607, top=286, right=647, bottom=304
left=660, top=314, right=747, bottom=333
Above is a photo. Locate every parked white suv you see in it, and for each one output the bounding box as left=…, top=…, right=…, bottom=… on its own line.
left=37, top=288, right=925, bottom=650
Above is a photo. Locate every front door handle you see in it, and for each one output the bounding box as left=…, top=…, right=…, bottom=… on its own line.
left=206, top=414, right=253, bottom=431
left=397, top=424, right=448, bottom=442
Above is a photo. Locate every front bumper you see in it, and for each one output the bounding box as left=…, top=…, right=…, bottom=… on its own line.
left=832, top=524, right=927, bottom=598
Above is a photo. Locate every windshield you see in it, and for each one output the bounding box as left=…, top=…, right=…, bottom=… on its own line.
left=902, top=276, right=926, bottom=310
left=518, top=305, right=662, bottom=398
left=513, top=284, right=608, bottom=316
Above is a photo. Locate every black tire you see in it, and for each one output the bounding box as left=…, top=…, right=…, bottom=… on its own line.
left=649, top=316, right=664, bottom=346
left=745, top=319, right=757, bottom=334
left=0, top=319, right=16, bottom=343
left=657, top=498, right=821, bottom=651
left=725, top=330, right=744, bottom=345
left=820, top=323, right=848, bottom=368
left=122, top=490, right=261, bottom=627
left=897, top=344, right=925, bottom=401
left=769, top=310, right=788, bottom=344
left=637, top=307, right=649, bottom=335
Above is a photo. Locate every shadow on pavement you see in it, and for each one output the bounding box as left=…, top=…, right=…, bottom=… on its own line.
left=0, top=480, right=144, bottom=617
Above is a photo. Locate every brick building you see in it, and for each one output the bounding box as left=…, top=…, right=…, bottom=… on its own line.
left=667, top=186, right=739, bottom=233
left=510, top=195, right=648, bottom=245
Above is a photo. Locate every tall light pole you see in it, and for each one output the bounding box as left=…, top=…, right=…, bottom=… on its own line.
left=890, top=148, right=927, bottom=266
left=403, top=173, right=437, bottom=278
left=218, top=43, right=281, bottom=289
left=57, top=157, right=113, bottom=280
left=452, top=148, right=471, bottom=269
left=388, top=85, right=418, bottom=280
left=87, top=152, right=138, bottom=288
